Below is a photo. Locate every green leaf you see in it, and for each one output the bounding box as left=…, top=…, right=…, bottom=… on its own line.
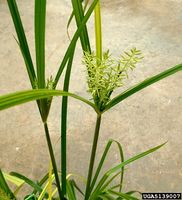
left=54, top=0, right=99, bottom=87
left=98, top=193, right=115, bottom=200
left=7, top=0, right=36, bottom=88
left=71, top=0, right=91, bottom=52
left=107, top=190, right=139, bottom=200
left=61, top=48, right=76, bottom=196
left=24, top=194, right=37, bottom=200
left=89, top=143, right=165, bottom=200
left=70, top=179, right=84, bottom=197
left=104, top=63, right=182, bottom=112
left=37, top=169, right=54, bottom=200
left=67, top=0, right=90, bottom=40
left=126, top=191, right=141, bottom=196
left=61, top=0, right=92, bottom=193
left=47, top=161, right=53, bottom=200
left=0, top=89, right=98, bottom=113
left=0, top=169, right=15, bottom=199
left=3, top=172, right=25, bottom=195
left=94, top=1, right=102, bottom=60
left=66, top=179, right=77, bottom=200
left=34, top=0, right=48, bottom=122
left=34, top=0, right=46, bottom=89
left=67, top=11, right=74, bottom=40
left=32, top=172, right=50, bottom=195
left=10, top=172, right=42, bottom=193
left=0, top=187, right=11, bottom=200
left=99, top=170, right=122, bottom=196
left=3, top=172, right=24, bottom=187
left=90, top=139, right=124, bottom=194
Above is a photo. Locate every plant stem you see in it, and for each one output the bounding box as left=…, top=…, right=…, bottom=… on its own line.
left=43, top=122, right=64, bottom=200
left=61, top=47, right=75, bottom=198
left=94, top=1, right=102, bottom=61
left=85, top=114, right=102, bottom=200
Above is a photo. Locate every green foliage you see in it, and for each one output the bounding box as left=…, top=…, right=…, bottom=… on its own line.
left=0, top=170, right=15, bottom=200
left=34, top=0, right=46, bottom=89
left=7, top=0, right=36, bottom=88
left=104, top=63, right=182, bottom=112
left=0, top=89, right=97, bottom=112
left=83, top=48, right=143, bottom=110
left=1, top=0, right=182, bottom=199
left=0, top=187, right=11, bottom=200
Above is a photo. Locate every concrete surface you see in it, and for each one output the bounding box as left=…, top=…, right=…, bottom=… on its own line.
left=0, top=0, right=182, bottom=197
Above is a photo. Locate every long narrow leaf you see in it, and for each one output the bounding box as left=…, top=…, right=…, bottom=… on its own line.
left=99, top=193, right=115, bottom=200
left=38, top=174, right=54, bottom=200
left=3, top=172, right=25, bottom=195
left=54, top=0, right=99, bottom=86
left=67, top=0, right=90, bottom=38
left=108, top=190, right=139, bottom=200
left=89, top=143, right=165, bottom=200
left=94, top=1, right=102, bottom=60
left=3, top=172, right=24, bottom=187
left=7, top=0, right=36, bottom=87
left=0, top=169, right=15, bottom=198
left=61, top=0, right=92, bottom=194
left=35, top=0, right=46, bottom=88
left=61, top=47, right=76, bottom=196
left=70, top=180, right=85, bottom=197
left=104, top=64, right=182, bottom=112
left=34, top=0, right=48, bottom=122
left=99, top=171, right=122, bottom=196
left=90, top=139, right=124, bottom=193
left=10, top=172, right=42, bottom=193
left=32, top=172, right=50, bottom=195
left=0, top=89, right=98, bottom=112
left=126, top=191, right=142, bottom=195
left=66, top=179, right=77, bottom=200
left=71, top=0, right=91, bottom=52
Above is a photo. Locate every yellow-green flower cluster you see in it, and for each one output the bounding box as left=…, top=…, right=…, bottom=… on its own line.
left=83, top=48, right=143, bottom=110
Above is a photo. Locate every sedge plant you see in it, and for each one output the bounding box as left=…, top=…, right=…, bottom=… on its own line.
left=0, top=0, right=182, bottom=199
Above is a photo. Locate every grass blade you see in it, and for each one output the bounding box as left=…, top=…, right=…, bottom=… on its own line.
left=94, top=1, right=102, bottom=60
left=70, top=180, right=85, bottom=197
left=66, top=179, right=77, bottom=200
left=61, top=0, right=92, bottom=194
left=67, top=0, right=90, bottom=37
left=34, top=0, right=46, bottom=88
left=7, top=0, right=36, bottom=88
left=107, top=190, right=139, bottom=200
left=34, top=0, right=48, bottom=122
left=61, top=46, right=76, bottom=196
left=54, top=0, right=99, bottom=87
left=90, top=139, right=124, bottom=194
left=37, top=167, right=54, bottom=200
left=71, top=0, right=91, bottom=52
left=32, top=171, right=50, bottom=195
left=99, top=193, right=115, bottom=200
left=0, top=89, right=97, bottom=112
left=0, top=169, right=15, bottom=199
left=104, top=64, right=182, bottom=112
left=10, top=172, right=42, bottom=193
left=3, top=172, right=24, bottom=188
left=126, top=191, right=142, bottom=196
left=89, top=143, right=166, bottom=200
left=99, top=171, right=122, bottom=195
left=3, top=172, right=25, bottom=195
